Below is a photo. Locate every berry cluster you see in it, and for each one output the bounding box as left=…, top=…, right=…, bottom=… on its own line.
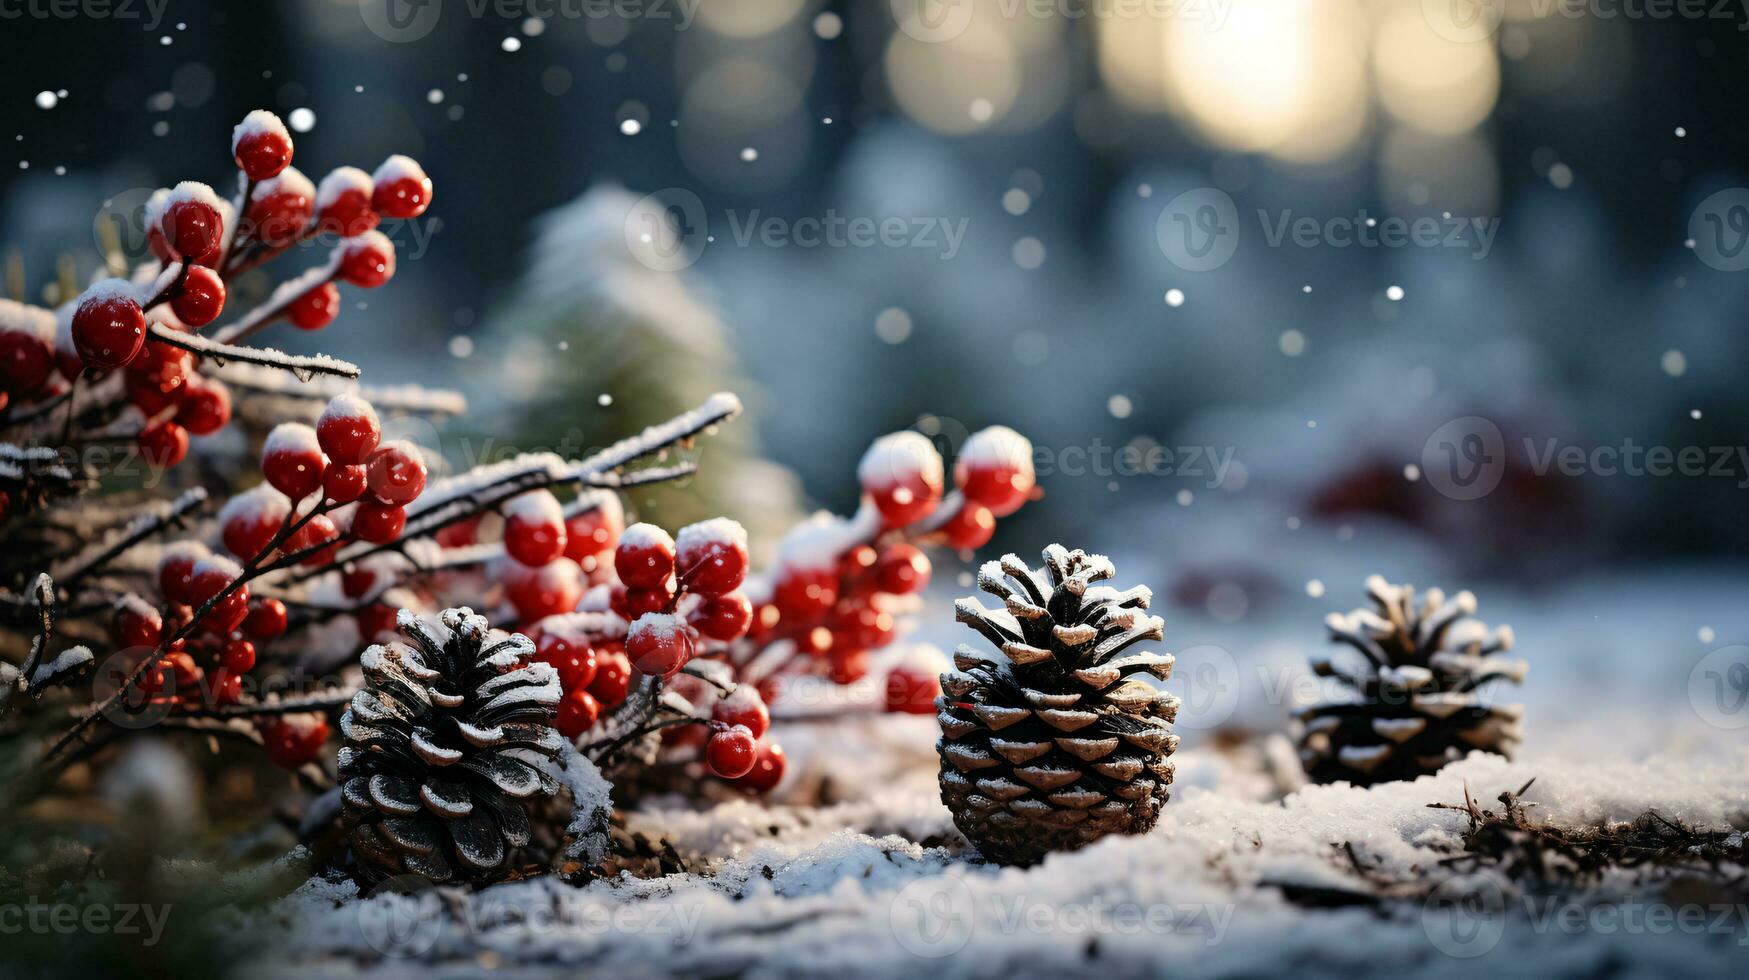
left=739, top=425, right=1036, bottom=713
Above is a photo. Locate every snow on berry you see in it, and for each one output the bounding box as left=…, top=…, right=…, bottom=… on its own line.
left=502, top=489, right=567, bottom=566
left=616, top=522, right=677, bottom=589
left=370, top=154, right=432, bottom=219
left=262, top=422, right=326, bottom=500
left=151, top=181, right=228, bottom=261
left=157, top=541, right=210, bottom=603
left=316, top=392, right=380, bottom=465
left=676, top=517, right=749, bottom=597
left=231, top=109, right=293, bottom=180
left=626, top=611, right=694, bottom=678
left=955, top=424, right=1035, bottom=516
left=505, top=555, right=584, bottom=620
left=858, top=431, right=944, bottom=527
left=219, top=484, right=291, bottom=559
left=315, top=166, right=377, bottom=237
left=247, top=166, right=315, bottom=245
left=71, top=279, right=147, bottom=369
left=705, top=725, right=758, bottom=778
left=365, top=439, right=425, bottom=505
left=338, top=231, right=396, bottom=288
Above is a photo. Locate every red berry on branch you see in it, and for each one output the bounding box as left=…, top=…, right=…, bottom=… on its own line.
left=190, top=555, right=249, bottom=634
left=705, top=725, right=757, bottom=779
left=366, top=441, right=426, bottom=504
left=316, top=167, right=378, bottom=237
left=874, top=544, right=931, bottom=596
left=288, top=513, right=341, bottom=564
left=232, top=110, right=293, bottom=181
left=955, top=425, right=1036, bottom=517
left=773, top=567, right=838, bottom=621
left=840, top=544, right=878, bottom=579
left=357, top=603, right=399, bottom=642
left=502, top=490, right=567, bottom=566
left=833, top=603, right=895, bottom=651
left=690, top=592, right=753, bottom=642
left=562, top=494, right=624, bottom=562
left=209, top=667, right=244, bottom=706
left=675, top=518, right=748, bottom=597
left=615, top=523, right=676, bottom=590
left=287, top=283, right=341, bottom=331
left=322, top=463, right=368, bottom=505
left=0, top=329, right=52, bottom=395
left=128, top=339, right=192, bottom=395
left=157, top=544, right=207, bottom=604
left=71, top=285, right=146, bottom=370
left=858, top=431, right=944, bottom=528
left=536, top=632, right=598, bottom=691
left=156, top=183, right=226, bottom=261
left=587, top=644, right=632, bottom=707
left=176, top=378, right=232, bottom=435
left=260, top=714, right=329, bottom=769
left=138, top=420, right=189, bottom=468
left=338, top=231, right=396, bottom=288
left=940, top=501, right=996, bottom=551
left=555, top=688, right=601, bottom=740
left=245, top=167, right=314, bottom=246
left=736, top=740, right=786, bottom=793
left=371, top=155, right=432, bottom=219
left=504, top=557, right=583, bottom=621
left=885, top=662, right=941, bottom=715
left=434, top=514, right=481, bottom=549
left=316, top=392, right=381, bottom=465
left=828, top=648, right=869, bottom=685
left=166, top=650, right=203, bottom=691
left=262, top=423, right=326, bottom=500
left=170, top=265, right=226, bottom=327
left=244, top=598, right=288, bottom=640
left=222, top=638, right=257, bottom=673
left=627, top=612, right=693, bottom=678
left=351, top=501, right=406, bottom=543
left=711, top=686, right=770, bottom=739
left=340, top=564, right=376, bottom=599
left=116, top=602, right=163, bottom=649
left=219, top=486, right=291, bottom=560
left=624, top=585, right=672, bottom=619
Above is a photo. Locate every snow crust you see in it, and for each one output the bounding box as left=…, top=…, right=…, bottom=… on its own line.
left=316, top=166, right=372, bottom=211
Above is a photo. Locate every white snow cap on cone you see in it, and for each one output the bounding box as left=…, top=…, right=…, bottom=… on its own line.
left=857, top=431, right=943, bottom=491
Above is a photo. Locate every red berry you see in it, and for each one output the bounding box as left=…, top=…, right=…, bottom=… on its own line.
left=340, top=564, right=376, bottom=599
left=828, top=648, right=869, bottom=685
left=554, top=688, right=601, bottom=740
left=159, top=188, right=225, bottom=260
left=262, top=423, right=326, bottom=500
left=858, top=431, right=944, bottom=528
left=222, top=638, right=257, bottom=673
left=435, top=514, right=481, bottom=549
left=873, top=544, right=931, bottom=596
left=245, top=168, right=314, bottom=246
left=138, top=420, right=189, bottom=468
left=220, top=487, right=290, bottom=560
left=615, top=523, right=676, bottom=590
left=773, top=567, right=838, bottom=622
left=885, top=663, right=941, bottom=715
left=711, top=687, right=770, bottom=739
left=158, top=546, right=206, bottom=604
left=840, top=544, right=878, bottom=579
left=176, top=378, right=231, bottom=435
left=366, top=441, right=425, bottom=505
left=232, top=111, right=293, bottom=181
left=71, top=288, right=146, bottom=370
left=260, top=714, right=329, bottom=769
left=244, top=598, right=288, bottom=640
left=288, top=513, right=341, bottom=564
left=371, top=156, right=432, bottom=219
left=626, top=613, right=693, bottom=678
left=286, top=283, right=341, bottom=331
left=322, top=463, right=368, bottom=504
left=357, top=603, right=399, bottom=641
left=736, top=740, right=786, bottom=793
left=956, top=426, right=1035, bottom=516
left=128, top=340, right=192, bottom=396
left=833, top=603, right=894, bottom=651
left=170, top=265, right=226, bottom=327
left=0, top=329, right=52, bottom=395
left=316, top=393, right=380, bottom=465
left=690, top=592, right=753, bottom=642
left=339, top=231, right=396, bottom=288
left=587, top=644, right=632, bottom=707
left=316, top=167, right=378, bottom=237
left=166, top=650, right=203, bottom=690
left=675, top=518, right=748, bottom=597
left=503, top=491, right=566, bottom=566
left=705, top=726, right=757, bottom=779
left=351, top=501, right=406, bottom=543
left=117, top=603, right=163, bottom=649
left=208, top=667, right=244, bottom=706
left=562, top=495, right=624, bottom=562
left=190, top=557, right=249, bottom=633
left=536, top=633, right=598, bottom=691
left=504, top=557, right=583, bottom=621
left=940, top=501, right=996, bottom=551
left=625, top=585, right=672, bottom=619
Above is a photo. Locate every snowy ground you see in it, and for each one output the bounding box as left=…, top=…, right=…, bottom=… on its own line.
left=237, top=564, right=1749, bottom=977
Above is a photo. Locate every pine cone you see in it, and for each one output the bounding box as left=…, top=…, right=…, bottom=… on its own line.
left=937, top=546, right=1178, bottom=866
left=1297, top=575, right=1527, bottom=786
left=339, top=607, right=565, bottom=885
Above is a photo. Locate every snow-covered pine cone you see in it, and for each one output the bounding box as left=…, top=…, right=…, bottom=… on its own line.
left=1296, top=575, right=1527, bottom=786
left=938, top=546, right=1178, bottom=866
left=339, top=607, right=565, bottom=885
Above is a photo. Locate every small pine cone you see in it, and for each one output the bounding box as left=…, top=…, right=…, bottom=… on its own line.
left=1297, top=575, right=1527, bottom=786
left=937, top=546, right=1178, bottom=866
left=339, top=607, right=565, bottom=885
